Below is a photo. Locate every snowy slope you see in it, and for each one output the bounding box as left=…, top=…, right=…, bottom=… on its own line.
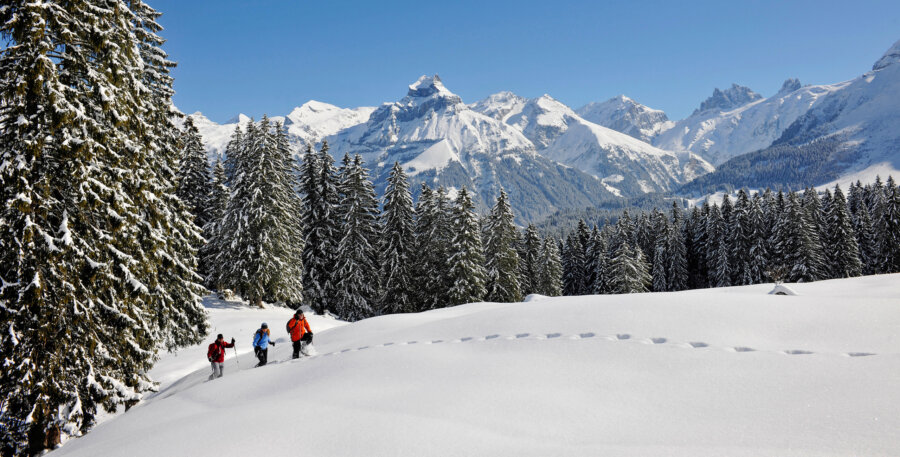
left=576, top=95, right=673, bottom=143
left=474, top=93, right=712, bottom=195
left=653, top=80, right=846, bottom=166
left=55, top=274, right=900, bottom=457
left=780, top=39, right=900, bottom=185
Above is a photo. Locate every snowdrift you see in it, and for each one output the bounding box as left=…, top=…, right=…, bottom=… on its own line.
left=55, top=275, right=900, bottom=457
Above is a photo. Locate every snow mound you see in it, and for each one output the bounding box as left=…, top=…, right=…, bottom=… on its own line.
left=769, top=284, right=799, bottom=296
left=55, top=274, right=900, bottom=457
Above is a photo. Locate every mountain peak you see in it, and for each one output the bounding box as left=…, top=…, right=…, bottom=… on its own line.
left=872, top=39, right=900, bottom=71
left=778, top=78, right=802, bottom=94
left=225, top=113, right=251, bottom=124
left=694, top=84, right=762, bottom=115
left=407, top=74, right=453, bottom=98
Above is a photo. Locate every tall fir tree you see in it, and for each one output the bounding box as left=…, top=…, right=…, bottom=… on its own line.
left=537, top=236, right=564, bottom=297
left=378, top=162, right=416, bottom=314
left=0, top=2, right=207, bottom=452
left=299, top=141, right=342, bottom=314
left=518, top=224, right=542, bottom=296
left=176, top=116, right=214, bottom=228
left=824, top=185, right=862, bottom=278
left=447, top=187, right=488, bottom=305
left=607, top=243, right=650, bottom=294
left=562, top=233, right=586, bottom=296
left=666, top=202, right=689, bottom=291
left=483, top=189, right=522, bottom=302
left=333, top=154, right=380, bottom=321
left=853, top=199, right=879, bottom=275
left=210, top=118, right=303, bottom=306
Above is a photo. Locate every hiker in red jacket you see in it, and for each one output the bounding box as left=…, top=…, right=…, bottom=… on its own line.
left=207, top=333, right=235, bottom=380
left=286, top=310, right=313, bottom=359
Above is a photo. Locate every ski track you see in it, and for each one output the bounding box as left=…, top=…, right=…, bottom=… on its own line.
left=276, top=331, right=884, bottom=366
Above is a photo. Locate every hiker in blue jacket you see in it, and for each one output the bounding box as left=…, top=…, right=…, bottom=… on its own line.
left=252, top=323, right=276, bottom=367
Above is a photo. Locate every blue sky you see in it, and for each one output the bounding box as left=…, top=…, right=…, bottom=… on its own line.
left=154, top=0, right=900, bottom=123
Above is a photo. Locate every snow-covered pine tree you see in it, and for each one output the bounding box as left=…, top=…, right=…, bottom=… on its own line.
left=206, top=125, right=245, bottom=291
left=299, top=141, right=342, bottom=314
left=880, top=177, right=900, bottom=273
left=824, top=185, right=862, bottom=278
left=333, top=154, right=380, bottom=321
left=801, top=188, right=827, bottom=279
left=447, top=187, right=488, bottom=305
left=1, top=2, right=206, bottom=452
left=583, top=226, right=603, bottom=294
left=590, top=228, right=612, bottom=294
left=745, top=193, right=768, bottom=284
left=853, top=197, right=879, bottom=275
left=729, top=190, right=753, bottom=285
left=378, top=162, right=416, bottom=314
left=687, top=201, right=710, bottom=288
left=412, top=185, right=453, bottom=310
left=608, top=242, right=650, bottom=294
left=780, top=192, right=825, bottom=282
left=483, top=189, right=522, bottom=302
left=176, top=116, right=214, bottom=228
left=666, top=201, right=689, bottom=291
left=518, top=224, right=542, bottom=296
left=538, top=236, right=564, bottom=297
left=562, top=233, right=586, bottom=296
left=650, top=210, right=669, bottom=292
left=213, top=118, right=304, bottom=306
left=704, top=204, right=728, bottom=286
left=199, top=158, right=229, bottom=285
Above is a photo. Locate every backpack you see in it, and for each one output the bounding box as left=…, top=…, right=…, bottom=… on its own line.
left=208, top=344, right=221, bottom=362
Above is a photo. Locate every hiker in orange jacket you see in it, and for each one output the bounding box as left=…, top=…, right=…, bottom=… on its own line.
left=286, top=310, right=312, bottom=359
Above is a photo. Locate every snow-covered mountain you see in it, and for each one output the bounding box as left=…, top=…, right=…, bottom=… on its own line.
left=576, top=95, right=672, bottom=143
left=472, top=92, right=712, bottom=196
left=326, top=75, right=617, bottom=222
left=186, top=101, right=374, bottom=160
left=652, top=80, right=846, bottom=166
left=773, top=39, right=900, bottom=185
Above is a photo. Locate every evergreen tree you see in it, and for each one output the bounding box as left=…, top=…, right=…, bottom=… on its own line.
left=447, top=188, right=488, bottom=305
left=199, top=157, right=229, bottom=284
left=176, top=116, right=214, bottom=228
left=824, top=185, right=862, bottom=278
left=590, top=228, right=612, bottom=294
left=211, top=118, right=304, bottom=306
left=607, top=243, right=650, bottom=294
left=299, top=141, right=342, bottom=314
left=413, top=185, right=453, bottom=310
left=0, top=2, right=207, bottom=452
left=333, top=155, right=380, bottom=321
left=537, top=236, right=564, bottom=297
left=778, top=192, right=825, bottom=282
left=666, top=202, right=689, bottom=291
left=650, top=210, right=669, bottom=292
left=379, top=162, right=416, bottom=314
left=562, top=233, right=586, bottom=296
left=880, top=177, right=900, bottom=272
left=854, top=199, right=879, bottom=275
left=746, top=194, right=768, bottom=284
left=483, top=189, right=522, bottom=302
left=518, top=224, right=542, bottom=296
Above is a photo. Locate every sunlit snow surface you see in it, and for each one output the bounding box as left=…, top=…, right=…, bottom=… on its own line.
left=56, top=275, right=900, bottom=457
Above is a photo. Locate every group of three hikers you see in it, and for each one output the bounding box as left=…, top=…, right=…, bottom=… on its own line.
left=206, top=309, right=313, bottom=380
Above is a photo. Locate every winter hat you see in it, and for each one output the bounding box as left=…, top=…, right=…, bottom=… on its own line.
left=261, top=322, right=268, bottom=328
left=217, top=333, right=224, bottom=340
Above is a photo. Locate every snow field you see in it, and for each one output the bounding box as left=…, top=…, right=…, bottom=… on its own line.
left=55, top=274, right=900, bottom=457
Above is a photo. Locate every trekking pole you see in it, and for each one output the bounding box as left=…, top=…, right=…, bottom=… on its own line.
left=233, top=346, right=241, bottom=370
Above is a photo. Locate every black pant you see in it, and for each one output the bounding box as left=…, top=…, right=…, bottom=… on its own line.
left=292, top=340, right=303, bottom=359
left=255, top=347, right=268, bottom=366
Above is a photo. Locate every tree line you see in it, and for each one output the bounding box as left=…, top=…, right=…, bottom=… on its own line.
left=183, top=120, right=564, bottom=321
left=559, top=180, right=900, bottom=295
